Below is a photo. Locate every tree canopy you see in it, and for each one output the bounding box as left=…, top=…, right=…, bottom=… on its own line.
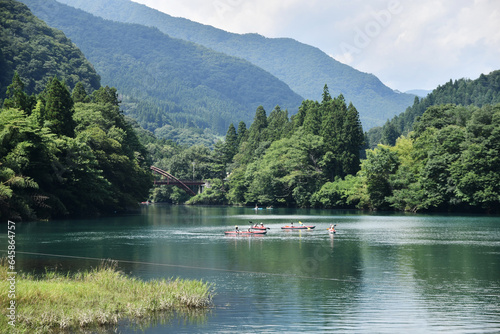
left=1, top=74, right=150, bottom=220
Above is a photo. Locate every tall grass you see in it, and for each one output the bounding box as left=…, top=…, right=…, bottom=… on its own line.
left=0, top=258, right=214, bottom=333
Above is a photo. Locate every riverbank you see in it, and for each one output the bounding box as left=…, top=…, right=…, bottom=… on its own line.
left=0, top=258, right=214, bottom=333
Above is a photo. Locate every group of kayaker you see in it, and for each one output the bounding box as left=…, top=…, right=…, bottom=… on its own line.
left=234, top=222, right=265, bottom=232
left=229, top=222, right=337, bottom=234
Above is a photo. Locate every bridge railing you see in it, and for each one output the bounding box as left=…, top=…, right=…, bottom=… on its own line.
left=150, top=166, right=204, bottom=196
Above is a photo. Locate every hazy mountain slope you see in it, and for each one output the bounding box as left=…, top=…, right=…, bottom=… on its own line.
left=56, top=0, right=416, bottom=129
left=20, top=0, right=303, bottom=135
left=0, top=0, right=100, bottom=100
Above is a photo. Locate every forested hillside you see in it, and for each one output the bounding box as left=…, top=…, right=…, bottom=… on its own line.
left=19, top=0, right=303, bottom=137
left=368, top=70, right=500, bottom=146
left=1, top=76, right=151, bottom=220
left=358, top=103, right=500, bottom=213
left=145, top=93, right=500, bottom=213
left=0, top=1, right=151, bottom=220
left=53, top=0, right=416, bottom=129
left=0, top=0, right=100, bottom=100
left=145, top=86, right=367, bottom=208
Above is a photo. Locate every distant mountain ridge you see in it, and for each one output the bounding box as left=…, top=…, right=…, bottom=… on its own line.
left=20, top=0, right=303, bottom=136
left=54, top=0, right=416, bottom=129
left=405, top=89, right=432, bottom=97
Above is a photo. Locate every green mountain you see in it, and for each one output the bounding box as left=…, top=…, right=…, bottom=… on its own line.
left=368, top=70, right=500, bottom=146
left=19, top=0, right=304, bottom=136
left=0, top=0, right=100, bottom=100
left=54, top=0, right=416, bottom=129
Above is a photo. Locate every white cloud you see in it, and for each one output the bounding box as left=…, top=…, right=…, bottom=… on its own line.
left=134, top=0, right=500, bottom=92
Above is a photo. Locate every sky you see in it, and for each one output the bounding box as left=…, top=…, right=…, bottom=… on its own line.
left=132, top=0, right=500, bottom=92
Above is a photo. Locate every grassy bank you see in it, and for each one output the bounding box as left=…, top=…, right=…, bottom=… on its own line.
left=0, top=259, right=214, bottom=333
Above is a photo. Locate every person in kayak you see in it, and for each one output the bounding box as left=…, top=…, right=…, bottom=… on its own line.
left=235, top=225, right=239, bottom=232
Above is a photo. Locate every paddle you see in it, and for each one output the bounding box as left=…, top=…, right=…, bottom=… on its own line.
left=299, top=221, right=310, bottom=230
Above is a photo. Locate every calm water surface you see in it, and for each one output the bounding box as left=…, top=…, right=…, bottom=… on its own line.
left=4, top=205, right=500, bottom=333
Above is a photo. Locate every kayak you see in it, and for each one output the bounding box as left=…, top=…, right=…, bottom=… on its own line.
left=224, top=230, right=267, bottom=235
left=281, top=225, right=315, bottom=230
left=250, top=226, right=269, bottom=231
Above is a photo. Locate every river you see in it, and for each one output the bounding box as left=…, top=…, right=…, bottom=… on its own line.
left=5, top=205, right=500, bottom=333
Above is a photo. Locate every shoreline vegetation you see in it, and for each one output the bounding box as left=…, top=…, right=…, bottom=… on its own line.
left=0, top=258, right=214, bottom=333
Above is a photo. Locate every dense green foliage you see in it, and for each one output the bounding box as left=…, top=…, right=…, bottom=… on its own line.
left=0, top=75, right=151, bottom=220
left=149, top=86, right=366, bottom=208
left=55, top=0, right=416, bottom=129
left=147, top=94, right=500, bottom=213
left=20, top=0, right=303, bottom=138
left=368, top=70, right=500, bottom=147
left=0, top=0, right=100, bottom=100
left=366, top=103, right=500, bottom=212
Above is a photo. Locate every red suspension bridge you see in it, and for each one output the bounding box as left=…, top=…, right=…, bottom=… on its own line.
left=150, top=166, right=205, bottom=196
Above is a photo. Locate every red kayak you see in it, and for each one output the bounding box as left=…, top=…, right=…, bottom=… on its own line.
left=281, top=225, right=315, bottom=230
left=250, top=226, right=270, bottom=231
left=225, top=230, right=267, bottom=235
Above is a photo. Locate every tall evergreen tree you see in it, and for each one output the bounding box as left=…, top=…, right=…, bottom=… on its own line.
left=236, top=121, right=247, bottom=145
left=72, top=82, right=90, bottom=103
left=224, top=123, right=238, bottom=163
left=342, top=102, right=364, bottom=175
left=293, top=100, right=315, bottom=131
left=43, top=77, right=75, bottom=137
left=319, top=95, right=343, bottom=179
left=267, top=105, right=290, bottom=141
left=237, top=106, right=268, bottom=164
left=302, top=101, right=322, bottom=135
left=322, top=84, right=332, bottom=103
left=3, top=72, right=34, bottom=113
left=247, top=105, right=268, bottom=146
